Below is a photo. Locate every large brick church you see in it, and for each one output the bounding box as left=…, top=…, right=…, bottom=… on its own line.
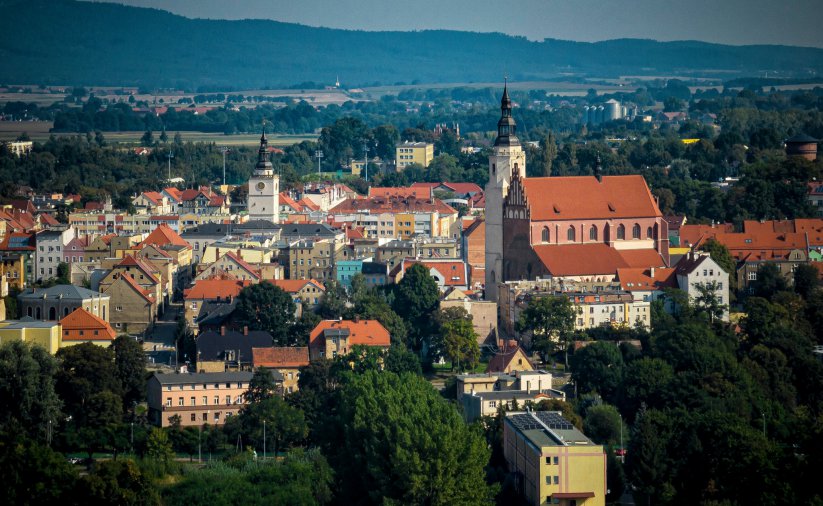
left=484, top=85, right=669, bottom=301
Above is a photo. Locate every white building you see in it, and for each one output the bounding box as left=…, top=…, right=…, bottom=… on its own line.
left=674, top=251, right=730, bottom=321
left=35, top=227, right=75, bottom=282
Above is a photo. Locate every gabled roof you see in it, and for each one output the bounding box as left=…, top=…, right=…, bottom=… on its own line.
left=222, top=251, right=261, bottom=280
left=141, top=223, right=191, bottom=248
left=370, top=186, right=432, bottom=200
left=59, top=307, right=116, bottom=340
left=197, top=329, right=274, bottom=363
left=140, top=191, right=165, bottom=205
left=279, top=192, right=303, bottom=212
left=309, top=319, right=390, bottom=349
left=111, top=273, right=156, bottom=304
left=269, top=279, right=325, bottom=293
left=252, top=346, right=310, bottom=369
left=184, top=279, right=251, bottom=300
left=38, top=213, right=61, bottom=226
left=162, top=187, right=183, bottom=202
left=402, top=259, right=468, bottom=287
left=616, top=267, right=678, bottom=291
left=521, top=175, right=661, bottom=221
left=487, top=346, right=532, bottom=373
left=411, top=182, right=483, bottom=195
left=116, top=255, right=160, bottom=284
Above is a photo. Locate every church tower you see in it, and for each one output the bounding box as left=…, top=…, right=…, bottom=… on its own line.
left=485, top=83, right=526, bottom=302
left=247, top=129, right=280, bottom=223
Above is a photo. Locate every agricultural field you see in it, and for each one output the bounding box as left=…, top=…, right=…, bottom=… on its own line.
left=0, top=121, right=316, bottom=146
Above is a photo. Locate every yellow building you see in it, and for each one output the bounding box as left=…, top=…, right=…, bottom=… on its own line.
left=202, top=242, right=275, bottom=265
left=395, top=141, right=434, bottom=170
left=0, top=320, right=61, bottom=354
left=394, top=212, right=415, bottom=239
left=0, top=252, right=27, bottom=290
left=504, top=411, right=606, bottom=506
left=288, top=238, right=348, bottom=281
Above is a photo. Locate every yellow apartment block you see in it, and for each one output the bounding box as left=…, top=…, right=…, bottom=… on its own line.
left=504, top=411, right=606, bottom=506
left=396, top=141, right=434, bottom=170
left=0, top=321, right=61, bottom=354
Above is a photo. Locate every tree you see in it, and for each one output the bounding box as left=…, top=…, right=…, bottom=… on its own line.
left=794, top=263, right=820, bottom=299
left=145, top=427, right=174, bottom=463
left=753, top=262, right=790, bottom=299
left=583, top=403, right=622, bottom=446
left=246, top=367, right=278, bottom=404
left=0, top=341, right=62, bottom=440
left=113, top=335, right=146, bottom=411
left=140, top=130, right=154, bottom=147
left=56, top=262, right=70, bottom=284
left=701, top=238, right=737, bottom=292
left=240, top=394, right=307, bottom=456
left=393, top=263, right=440, bottom=351
left=235, top=281, right=296, bottom=345
left=384, top=345, right=422, bottom=375
left=433, top=307, right=479, bottom=371
left=0, top=431, right=79, bottom=504
left=539, top=132, right=557, bottom=177
left=56, top=342, right=122, bottom=424
left=571, top=341, right=624, bottom=402
left=316, top=278, right=348, bottom=318
left=692, top=281, right=727, bottom=323
left=626, top=408, right=675, bottom=505
left=517, top=296, right=576, bottom=366
left=333, top=371, right=497, bottom=504
left=81, top=459, right=160, bottom=506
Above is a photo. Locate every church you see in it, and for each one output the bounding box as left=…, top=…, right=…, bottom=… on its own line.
left=484, top=85, right=669, bottom=302
left=247, top=130, right=280, bottom=223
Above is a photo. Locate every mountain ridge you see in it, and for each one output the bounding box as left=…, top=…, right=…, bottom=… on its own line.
left=1, top=0, right=822, bottom=89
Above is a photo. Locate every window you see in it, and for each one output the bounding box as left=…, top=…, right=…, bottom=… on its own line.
left=214, top=396, right=219, bottom=404
left=202, top=413, right=207, bottom=421
left=589, top=225, right=597, bottom=241
left=748, top=271, right=757, bottom=281
left=632, top=223, right=641, bottom=239
left=202, top=396, right=208, bottom=405
left=165, top=398, right=171, bottom=407
left=647, top=226, right=653, bottom=239
left=567, top=226, right=576, bottom=242
left=617, top=224, right=626, bottom=240
left=190, top=396, right=196, bottom=406
left=553, top=476, right=559, bottom=485
left=178, top=397, right=184, bottom=406
left=191, top=413, right=196, bottom=422
left=553, top=456, right=559, bottom=465
left=489, top=401, right=496, bottom=408
left=226, top=395, right=231, bottom=405
left=214, top=412, right=220, bottom=421
left=541, top=227, right=550, bottom=243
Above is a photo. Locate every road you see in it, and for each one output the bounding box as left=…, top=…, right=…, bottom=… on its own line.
left=144, top=303, right=181, bottom=369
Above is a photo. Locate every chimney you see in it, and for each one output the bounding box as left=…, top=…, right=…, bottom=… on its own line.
left=243, top=326, right=248, bottom=336
left=353, top=315, right=360, bottom=323
left=220, top=326, right=226, bottom=336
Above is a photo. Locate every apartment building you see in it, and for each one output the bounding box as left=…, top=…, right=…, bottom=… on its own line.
left=395, top=141, right=434, bottom=170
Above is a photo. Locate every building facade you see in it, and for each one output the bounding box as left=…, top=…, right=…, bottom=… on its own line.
left=247, top=131, right=280, bottom=223
left=147, top=372, right=254, bottom=427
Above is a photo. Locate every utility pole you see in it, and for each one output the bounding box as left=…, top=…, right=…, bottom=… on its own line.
left=130, top=421, right=134, bottom=455
left=263, top=419, right=266, bottom=461
left=315, top=150, right=324, bottom=176
left=220, top=146, right=229, bottom=186
left=166, top=151, right=174, bottom=181
left=362, top=140, right=369, bottom=182
left=619, top=414, right=624, bottom=463
left=198, top=421, right=202, bottom=463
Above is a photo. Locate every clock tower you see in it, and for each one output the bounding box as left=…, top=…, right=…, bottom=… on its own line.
left=485, top=82, right=525, bottom=302
left=247, top=130, right=280, bottom=223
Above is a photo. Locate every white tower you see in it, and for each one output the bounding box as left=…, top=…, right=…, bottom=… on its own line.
left=485, top=83, right=525, bottom=302
left=247, top=130, right=280, bottom=223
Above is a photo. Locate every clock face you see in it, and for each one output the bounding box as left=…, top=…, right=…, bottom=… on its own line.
left=256, top=182, right=266, bottom=191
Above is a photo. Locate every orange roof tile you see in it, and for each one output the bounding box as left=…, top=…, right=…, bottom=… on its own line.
left=309, top=319, right=390, bottom=349
left=184, top=279, right=252, bottom=300
left=252, top=347, right=310, bottom=369
left=59, top=307, right=116, bottom=340
left=402, top=259, right=468, bottom=287
left=521, top=175, right=661, bottom=221
left=616, top=267, right=677, bottom=291
left=487, top=346, right=532, bottom=373
left=269, top=279, right=325, bottom=293
left=116, top=255, right=161, bottom=284
left=141, top=223, right=191, bottom=248
left=369, top=186, right=433, bottom=199
left=532, top=244, right=665, bottom=277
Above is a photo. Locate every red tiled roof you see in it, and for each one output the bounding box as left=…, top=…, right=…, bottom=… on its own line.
left=330, top=195, right=456, bottom=215
left=116, top=255, right=161, bottom=284
left=163, top=187, right=183, bottom=202
left=269, top=279, right=325, bottom=293
left=298, top=198, right=320, bottom=211
left=532, top=244, right=665, bottom=277
left=141, top=191, right=164, bottom=205
left=184, top=279, right=251, bottom=300
left=370, top=187, right=433, bottom=200
left=141, top=223, right=191, bottom=248
left=616, top=267, right=677, bottom=291
left=279, top=192, right=303, bottom=212
left=38, top=213, right=61, bottom=226
left=521, top=175, right=661, bottom=221
left=411, top=182, right=483, bottom=195
left=309, top=319, right=390, bottom=349
left=59, top=307, right=116, bottom=341
left=402, top=259, right=468, bottom=287
left=252, top=346, right=310, bottom=369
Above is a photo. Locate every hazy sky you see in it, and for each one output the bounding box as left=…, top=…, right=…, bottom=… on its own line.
left=101, top=0, right=823, bottom=48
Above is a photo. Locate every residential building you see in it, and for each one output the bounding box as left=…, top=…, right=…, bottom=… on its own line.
left=0, top=232, right=35, bottom=285
left=132, top=191, right=172, bottom=215
left=252, top=346, right=310, bottom=393
left=196, top=327, right=273, bottom=372
left=308, top=318, right=390, bottom=361
left=361, top=261, right=389, bottom=288
left=463, top=388, right=565, bottom=423
left=35, top=227, right=75, bottom=282
left=487, top=345, right=534, bottom=374
left=247, top=131, right=280, bottom=223
left=184, top=279, right=251, bottom=329
left=395, top=141, right=434, bottom=170
left=440, top=288, right=498, bottom=345
left=104, top=273, right=158, bottom=335
left=147, top=371, right=263, bottom=427
left=269, top=279, right=325, bottom=313
left=393, top=259, right=469, bottom=291
left=195, top=251, right=261, bottom=282
left=457, top=370, right=565, bottom=422
left=6, top=140, right=33, bottom=157
left=674, top=251, right=730, bottom=321
left=59, top=307, right=117, bottom=348
left=504, top=411, right=606, bottom=506
left=0, top=252, right=26, bottom=290
left=98, top=255, right=164, bottom=313
left=18, top=285, right=110, bottom=321
left=462, top=218, right=486, bottom=288
left=181, top=222, right=231, bottom=264
left=288, top=239, right=348, bottom=280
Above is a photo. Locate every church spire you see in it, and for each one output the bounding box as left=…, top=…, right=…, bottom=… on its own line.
left=255, top=124, right=273, bottom=173
left=494, top=80, right=519, bottom=147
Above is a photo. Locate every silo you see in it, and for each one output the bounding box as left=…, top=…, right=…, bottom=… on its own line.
left=583, top=106, right=590, bottom=124
left=595, top=106, right=604, bottom=125
left=605, top=99, right=621, bottom=121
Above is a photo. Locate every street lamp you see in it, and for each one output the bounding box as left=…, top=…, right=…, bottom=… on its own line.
left=263, top=419, right=266, bottom=461
left=315, top=150, right=324, bottom=175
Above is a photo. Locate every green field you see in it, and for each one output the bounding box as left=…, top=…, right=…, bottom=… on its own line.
left=0, top=122, right=317, bottom=146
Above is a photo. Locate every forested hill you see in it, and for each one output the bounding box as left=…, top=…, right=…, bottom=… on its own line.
left=2, top=0, right=823, bottom=89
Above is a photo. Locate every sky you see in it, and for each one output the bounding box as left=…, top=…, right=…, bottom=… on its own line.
left=102, top=0, right=823, bottom=48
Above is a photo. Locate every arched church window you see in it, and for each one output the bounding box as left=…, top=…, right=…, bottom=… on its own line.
left=589, top=225, right=598, bottom=241
left=541, top=227, right=550, bottom=243
left=632, top=223, right=641, bottom=239
left=617, top=224, right=626, bottom=240
left=647, top=226, right=653, bottom=239
left=567, top=226, right=576, bottom=242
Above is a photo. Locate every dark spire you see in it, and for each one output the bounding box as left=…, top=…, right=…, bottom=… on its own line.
left=595, top=154, right=603, bottom=182
left=494, top=79, right=519, bottom=147
left=255, top=125, right=273, bottom=172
